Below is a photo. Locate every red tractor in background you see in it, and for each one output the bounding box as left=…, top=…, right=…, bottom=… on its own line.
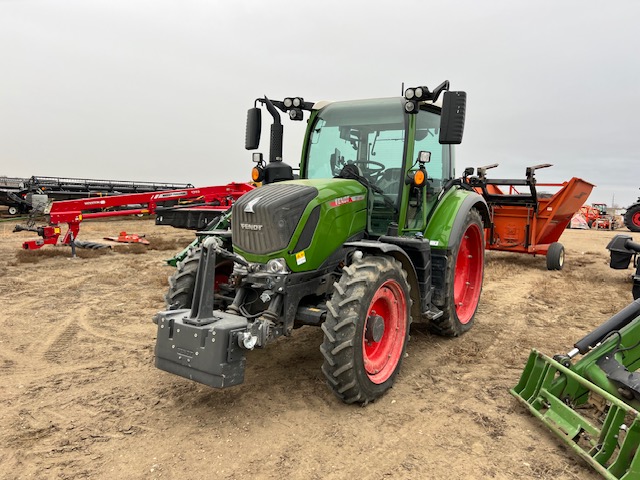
left=579, top=203, right=620, bottom=230
left=591, top=203, right=616, bottom=229
left=578, top=204, right=602, bottom=228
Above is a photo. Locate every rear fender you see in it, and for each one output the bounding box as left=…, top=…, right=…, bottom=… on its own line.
left=344, top=240, right=421, bottom=322
left=426, top=188, right=489, bottom=251
left=426, top=188, right=488, bottom=307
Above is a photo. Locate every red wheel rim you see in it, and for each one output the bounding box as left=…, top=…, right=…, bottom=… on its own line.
left=362, top=279, right=407, bottom=384
left=633, top=211, right=640, bottom=228
left=214, top=272, right=229, bottom=291
left=453, top=223, right=484, bottom=324
left=214, top=261, right=233, bottom=291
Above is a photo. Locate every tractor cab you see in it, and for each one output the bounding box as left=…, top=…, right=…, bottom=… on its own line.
left=302, top=96, right=455, bottom=237
left=245, top=82, right=466, bottom=240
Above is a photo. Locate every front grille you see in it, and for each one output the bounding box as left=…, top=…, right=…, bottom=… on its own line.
left=232, top=183, right=318, bottom=255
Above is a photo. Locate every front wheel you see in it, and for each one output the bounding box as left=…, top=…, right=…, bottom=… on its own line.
left=7, top=206, right=18, bottom=215
left=625, top=204, right=640, bottom=233
left=321, top=255, right=411, bottom=405
left=165, top=245, right=234, bottom=310
left=430, top=208, right=484, bottom=337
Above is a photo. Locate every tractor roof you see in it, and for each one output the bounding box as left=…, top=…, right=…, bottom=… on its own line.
left=313, top=96, right=443, bottom=111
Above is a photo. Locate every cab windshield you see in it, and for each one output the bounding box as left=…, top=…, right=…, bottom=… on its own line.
left=305, top=98, right=407, bottom=201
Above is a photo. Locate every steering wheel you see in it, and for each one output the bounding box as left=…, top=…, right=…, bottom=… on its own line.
left=350, top=160, right=385, bottom=177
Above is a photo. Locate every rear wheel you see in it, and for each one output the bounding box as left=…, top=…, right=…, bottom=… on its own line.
left=165, top=246, right=234, bottom=310
left=321, top=256, right=411, bottom=405
left=624, top=204, right=640, bottom=233
left=430, top=208, right=484, bottom=337
left=546, top=242, right=565, bottom=270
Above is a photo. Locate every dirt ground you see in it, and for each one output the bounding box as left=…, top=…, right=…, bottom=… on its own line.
left=0, top=215, right=636, bottom=480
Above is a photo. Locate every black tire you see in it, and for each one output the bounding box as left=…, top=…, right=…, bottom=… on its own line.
left=7, top=206, right=18, bottom=216
left=624, top=204, right=640, bottom=233
left=546, top=242, right=565, bottom=270
left=320, top=255, right=411, bottom=405
left=430, top=208, right=484, bottom=337
left=164, top=246, right=234, bottom=309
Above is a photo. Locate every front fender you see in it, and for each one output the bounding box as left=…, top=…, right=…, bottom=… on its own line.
left=344, top=240, right=421, bottom=322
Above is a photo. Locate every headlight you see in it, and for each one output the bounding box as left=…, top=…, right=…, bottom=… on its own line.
left=266, top=258, right=288, bottom=274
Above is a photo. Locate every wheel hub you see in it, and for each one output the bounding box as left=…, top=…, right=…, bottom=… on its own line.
left=365, top=314, right=385, bottom=343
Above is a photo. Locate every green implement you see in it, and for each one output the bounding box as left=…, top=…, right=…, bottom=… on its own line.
left=511, top=299, right=640, bottom=479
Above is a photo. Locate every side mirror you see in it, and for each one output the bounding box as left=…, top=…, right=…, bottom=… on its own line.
left=439, top=91, right=466, bottom=145
left=245, top=107, right=261, bottom=150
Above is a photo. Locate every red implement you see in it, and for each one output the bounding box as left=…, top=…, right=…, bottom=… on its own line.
left=104, top=231, right=150, bottom=245
left=470, top=164, right=594, bottom=269
left=16, top=182, right=254, bottom=249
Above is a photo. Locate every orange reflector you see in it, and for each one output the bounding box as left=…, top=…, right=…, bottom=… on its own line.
left=251, top=168, right=261, bottom=182
left=414, top=170, right=426, bottom=186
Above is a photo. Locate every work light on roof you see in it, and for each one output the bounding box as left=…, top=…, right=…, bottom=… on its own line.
left=404, top=99, right=418, bottom=114
left=404, top=86, right=431, bottom=102
left=283, top=97, right=304, bottom=109
left=289, top=109, right=303, bottom=120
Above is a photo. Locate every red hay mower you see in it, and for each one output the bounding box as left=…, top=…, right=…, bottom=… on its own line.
left=14, top=182, right=254, bottom=250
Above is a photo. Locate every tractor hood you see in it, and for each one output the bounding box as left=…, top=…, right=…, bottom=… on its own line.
left=232, top=179, right=367, bottom=271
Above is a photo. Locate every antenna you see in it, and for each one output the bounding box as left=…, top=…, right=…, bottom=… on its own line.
left=401, top=82, right=404, bottom=95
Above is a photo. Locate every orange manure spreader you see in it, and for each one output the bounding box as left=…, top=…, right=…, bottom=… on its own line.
left=466, top=164, right=594, bottom=270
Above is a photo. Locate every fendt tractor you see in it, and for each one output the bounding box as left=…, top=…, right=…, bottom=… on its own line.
left=154, top=81, right=490, bottom=404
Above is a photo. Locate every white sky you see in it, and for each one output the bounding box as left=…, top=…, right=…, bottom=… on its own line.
left=1, top=0, right=638, bottom=207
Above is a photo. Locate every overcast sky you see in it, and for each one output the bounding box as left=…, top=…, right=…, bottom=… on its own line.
left=1, top=0, right=638, bottom=207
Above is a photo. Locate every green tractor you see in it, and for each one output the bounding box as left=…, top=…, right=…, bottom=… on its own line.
left=154, top=81, right=490, bottom=404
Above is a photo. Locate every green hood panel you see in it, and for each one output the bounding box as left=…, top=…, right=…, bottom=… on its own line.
left=233, top=178, right=368, bottom=272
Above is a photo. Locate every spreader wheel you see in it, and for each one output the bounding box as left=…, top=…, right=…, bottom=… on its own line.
left=320, top=255, right=411, bottom=404
left=546, top=242, right=565, bottom=270
left=430, top=208, right=484, bottom=337
left=165, top=246, right=234, bottom=310
left=624, top=204, right=640, bottom=233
